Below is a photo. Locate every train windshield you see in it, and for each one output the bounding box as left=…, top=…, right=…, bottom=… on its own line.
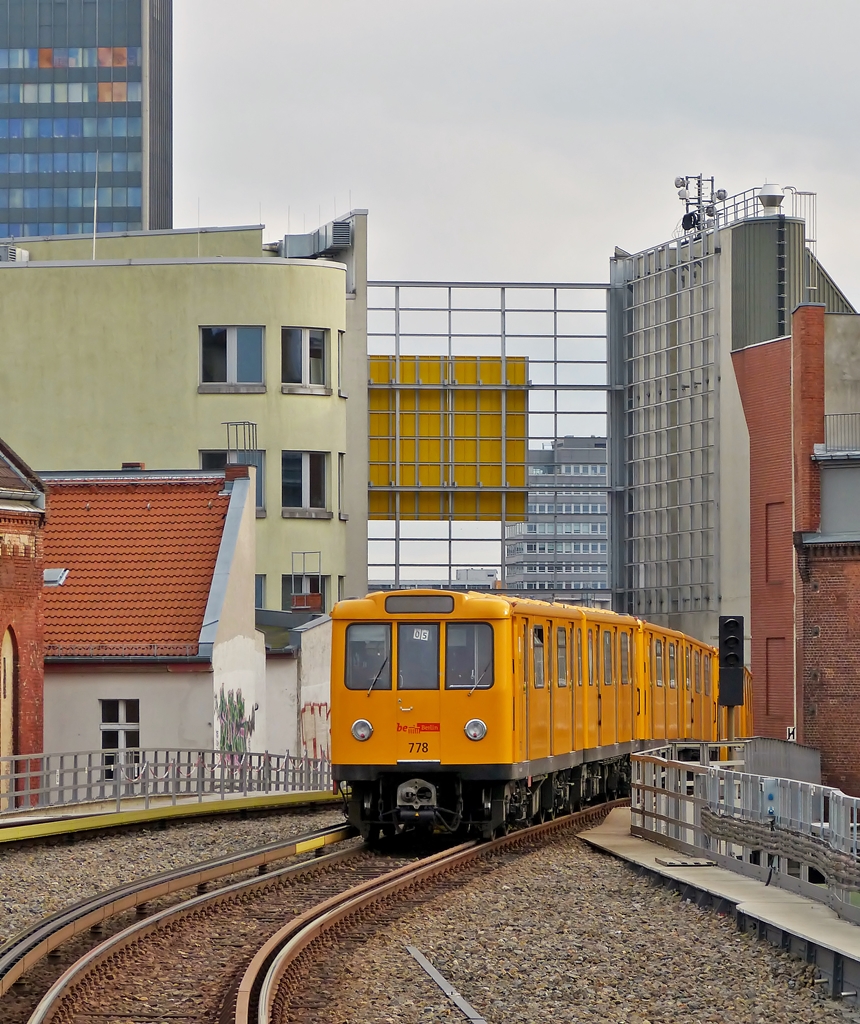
left=345, top=624, right=391, bottom=691
left=397, top=623, right=439, bottom=690
left=445, top=623, right=494, bottom=690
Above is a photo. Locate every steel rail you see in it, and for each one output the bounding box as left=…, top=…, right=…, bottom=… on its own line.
left=0, top=821, right=353, bottom=998
left=25, top=837, right=368, bottom=1024
left=239, top=800, right=626, bottom=1024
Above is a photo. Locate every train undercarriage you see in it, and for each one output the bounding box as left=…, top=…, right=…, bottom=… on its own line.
left=342, top=757, right=631, bottom=842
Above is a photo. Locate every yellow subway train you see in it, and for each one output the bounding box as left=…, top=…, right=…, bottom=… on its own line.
left=331, top=590, right=752, bottom=840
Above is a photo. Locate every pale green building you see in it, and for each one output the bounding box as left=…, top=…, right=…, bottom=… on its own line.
left=0, top=213, right=369, bottom=609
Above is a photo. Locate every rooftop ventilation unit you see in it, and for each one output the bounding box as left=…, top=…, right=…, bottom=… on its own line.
left=281, top=219, right=352, bottom=258
left=0, top=245, right=29, bottom=263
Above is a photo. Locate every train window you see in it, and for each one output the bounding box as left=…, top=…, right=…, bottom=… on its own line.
left=685, top=647, right=692, bottom=690
left=668, top=643, right=677, bottom=688
left=345, top=624, right=391, bottom=691
left=533, top=626, right=545, bottom=688
left=603, top=630, right=613, bottom=685
left=576, top=628, right=583, bottom=686
left=587, top=629, right=594, bottom=685
left=445, top=623, right=494, bottom=690
left=694, top=650, right=702, bottom=693
left=397, top=623, right=439, bottom=690
left=556, top=628, right=568, bottom=687
left=620, top=632, right=630, bottom=685
left=654, top=639, right=663, bottom=686
left=704, top=654, right=712, bottom=696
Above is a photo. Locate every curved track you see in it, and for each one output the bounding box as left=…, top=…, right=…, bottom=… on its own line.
left=0, top=822, right=352, bottom=1017
left=22, top=801, right=622, bottom=1024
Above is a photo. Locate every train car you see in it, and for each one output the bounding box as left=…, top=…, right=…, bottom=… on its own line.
left=330, top=590, right=751, bottom=840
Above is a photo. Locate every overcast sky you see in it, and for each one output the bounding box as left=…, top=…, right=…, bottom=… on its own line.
left=175, top=0, right=860, bottom=300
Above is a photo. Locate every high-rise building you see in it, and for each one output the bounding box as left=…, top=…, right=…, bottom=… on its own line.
left=505, top=435, right=610, bottom=605
left=609, top=182, right=854, bottom=642
left=0, top=0, right=172, bottom=237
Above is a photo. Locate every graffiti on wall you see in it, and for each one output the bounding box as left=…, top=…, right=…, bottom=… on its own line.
left=301, top=702, right=331, bottom=760
left=216, top=686, right=256, bottom=753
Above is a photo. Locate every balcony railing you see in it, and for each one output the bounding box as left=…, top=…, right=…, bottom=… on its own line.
left=824, top=413, right=860, bottom=453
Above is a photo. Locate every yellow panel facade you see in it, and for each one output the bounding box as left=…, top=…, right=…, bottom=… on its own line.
left=368, top=355, right=527, bottom=521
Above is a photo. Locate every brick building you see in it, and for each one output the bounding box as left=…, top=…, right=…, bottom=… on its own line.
left=0, top=438, right=46, bottom=764
left=733, top=303, right=860, bottom=793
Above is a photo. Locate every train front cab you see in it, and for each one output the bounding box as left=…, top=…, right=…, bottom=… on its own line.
left=331, top=591, right=517, bottom=839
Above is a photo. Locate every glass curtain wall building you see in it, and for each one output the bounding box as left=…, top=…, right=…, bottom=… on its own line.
left=0, top=0, right=172, bottom=237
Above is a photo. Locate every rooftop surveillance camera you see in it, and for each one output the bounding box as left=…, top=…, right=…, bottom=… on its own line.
left=674, top=176, right=686, bottom=189
left=715, top=189, right=727, bottom=201
left=705, top=205, right=716, bottom=217
left=678, top=188, right=689, bottom=200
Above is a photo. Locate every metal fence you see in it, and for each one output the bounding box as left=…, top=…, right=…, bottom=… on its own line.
left=0, top=749, right=333, bottom=815
left=632, top=742, right=860, bottom=925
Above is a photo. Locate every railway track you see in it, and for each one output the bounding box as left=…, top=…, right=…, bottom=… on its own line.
left=0, top=821, right=354, bottom=1023
left=18, top=800, right=622, bottom=1024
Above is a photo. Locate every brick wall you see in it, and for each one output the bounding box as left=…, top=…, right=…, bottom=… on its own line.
left=732, top=335, right=795, bottom=740
left=0, top=508, right=45, bottom=756
left=792, top=305, right=826, bottom=533
left=802, top=545, right=860, bottom=793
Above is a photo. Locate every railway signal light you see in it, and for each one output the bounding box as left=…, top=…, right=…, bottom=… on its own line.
left=718, top=615, right=745, bottom=707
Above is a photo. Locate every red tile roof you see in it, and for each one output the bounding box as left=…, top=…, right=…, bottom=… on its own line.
left=43, top=477, right=230, bottom=656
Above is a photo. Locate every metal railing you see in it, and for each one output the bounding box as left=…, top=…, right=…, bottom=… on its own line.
left=825, top=413, right=860, bottom=453
left=632, top=742, right=860, bottom=925
left=0, top=748, right=332, bottom=815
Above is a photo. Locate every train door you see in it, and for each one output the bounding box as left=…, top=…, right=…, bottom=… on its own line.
left=617, top=630, right=633, bottom=743
left=529, top=621, right=551, bottom=761
left=573, top=626, right=585, bottom=751
left=666, top=640, right=680, bottom=738
left=584, top=626, right=599, bottom=750
left=553, top=625, right=572, bottom=756
left=599, top=627, right=617, bottom=747
left=395, top=623, right=442, bottom=763
left=520, top=619, right=530, bottom=761
left=703, top=652, right=716, bottom=741
left=633, top=628, right=649, bottom=741
left=651, top=637, right=666, bottom=739
left=693, top=649, right=703, bottom=740
left=684, top=644, right=694, bottom=738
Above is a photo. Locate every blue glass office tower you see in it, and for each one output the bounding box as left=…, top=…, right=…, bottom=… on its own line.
left=0, top=0, right=172, bottom=237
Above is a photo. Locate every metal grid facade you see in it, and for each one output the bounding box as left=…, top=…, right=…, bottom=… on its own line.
left=613, top=230, right=718, bottom=620
left=367, top=282, right=609, bottom=588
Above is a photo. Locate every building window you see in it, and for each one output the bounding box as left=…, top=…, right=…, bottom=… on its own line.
left=200, top=450, right=265, bottom=510
left=338, top=453, right=345, bottom=516
left=282, top=451, right=327, bottom=509
left=201, top=327, right=264, bottom=385
left=282, top=574, right=328, bottom=613
left=255, top=575, right=266, bottom=609
left=281, top=327, right=327, bottom=387
left=101, top=699, right=140, bottom=778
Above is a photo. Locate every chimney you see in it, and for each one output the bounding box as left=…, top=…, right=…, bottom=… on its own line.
left=122, top=462, right=146, bottom=471
left=225, top=464, right=250, bottom=481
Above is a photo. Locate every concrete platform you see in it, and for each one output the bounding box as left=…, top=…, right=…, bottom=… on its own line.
left=581, top=806, right=860, bottom=998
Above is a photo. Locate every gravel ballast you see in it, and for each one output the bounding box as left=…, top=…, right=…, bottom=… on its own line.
left=0, top=805, right=344, bottom=944
left=319, top=828, right=860, bottom=1024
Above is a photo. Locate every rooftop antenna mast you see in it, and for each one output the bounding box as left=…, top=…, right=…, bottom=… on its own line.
left=673, top=174, right=727, bottom=233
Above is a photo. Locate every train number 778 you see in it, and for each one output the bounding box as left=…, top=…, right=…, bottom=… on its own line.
left=409, top=742, right=429, bottom=754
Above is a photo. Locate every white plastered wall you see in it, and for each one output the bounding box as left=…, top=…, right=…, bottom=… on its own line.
left=44, top=667, right=214, bottom=752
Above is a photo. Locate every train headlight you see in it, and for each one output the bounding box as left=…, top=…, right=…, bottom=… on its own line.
left=351, top=719, right=374, bottom=741
left=464, top=719, right=487, bottom=741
